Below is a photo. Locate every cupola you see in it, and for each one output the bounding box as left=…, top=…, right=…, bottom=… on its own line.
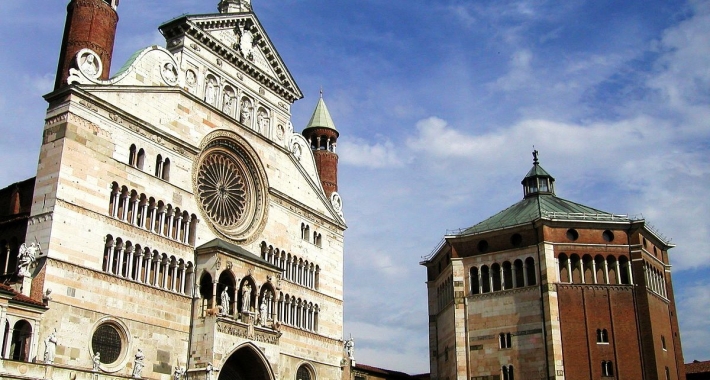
left=521, top=150, right=555, bottom=198
left=218, top=0, right=252, bottom=13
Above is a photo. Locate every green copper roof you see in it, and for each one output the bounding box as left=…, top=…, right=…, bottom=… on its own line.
left=305, top=96, right=337, bottom=131
left=454, top=194, right=619, bottom=236
left=523, top=163, right=554, bottom=181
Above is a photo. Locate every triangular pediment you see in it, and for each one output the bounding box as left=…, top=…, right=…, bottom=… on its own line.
left=160, top=13, right=302, bottom=102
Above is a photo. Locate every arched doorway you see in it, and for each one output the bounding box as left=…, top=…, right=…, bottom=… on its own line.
left=219, top=344, right=273, bottom=380
left=10, top=320, right=32, bottom=361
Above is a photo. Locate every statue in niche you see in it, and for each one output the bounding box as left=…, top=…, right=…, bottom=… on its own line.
left=17, top=242, right=40, bottom=277
left=222, top=89, right=235, bottom=115
left=80, top=52, right=99, bottom=77
left=259, top=300, right=267, bottom=326
left=43, top=329, right=57, bottom=364
left=220, top=286, right=230, bottom=315
left=205, top=77, right=218, bottom=106
left=257, top=109, right=269, bottom=134
left=240, top=98, right=253, bottom=126
left=92, top=352, right=101, bottom=371
left=241, top=284, right=252, bottom=313
left=132, top=348, right=145, bottom=378
left=185, top=70, right=197, bottom=87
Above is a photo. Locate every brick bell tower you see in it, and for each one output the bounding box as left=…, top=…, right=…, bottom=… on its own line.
left=302, top=92, right=340, bottom=197
left=54, top=0, right=119, bottom=90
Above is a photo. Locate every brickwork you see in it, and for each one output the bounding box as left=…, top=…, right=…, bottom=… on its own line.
left=55, top=0, right=118, bottom=89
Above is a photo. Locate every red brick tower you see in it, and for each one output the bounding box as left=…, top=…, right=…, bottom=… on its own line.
left=54, top=0, right=119, bottom=90
left=302, top=93, right=340, bottom=197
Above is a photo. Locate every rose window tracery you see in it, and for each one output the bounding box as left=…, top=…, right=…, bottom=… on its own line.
left=194, top=131, right=269, bottom=243
left=197, top=152, right=247, bottom=227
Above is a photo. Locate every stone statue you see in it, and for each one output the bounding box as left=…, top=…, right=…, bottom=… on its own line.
left=80, top=52, right=98, bottom=77
left=205, top=78, right=217, bottom=105
left=220, top=286, right=230, bottom=315
left=241, top=284, right=251, bottom=313
left=222, top=90, right=234, bottom=114
left=43, top=329, right=57, bottom=364
left=132, top=348, right=145, bottom=378
left=43, top=288, right=53, bottom=305
left=344, top=338, right=355, bottom=360
left=206, top=362, right=214, bottom=380
left=17, top=242, right=40, bottom=277
left=240, top=98, right=252, bottom=126
left=92, top=352, right=101, bottom=371
left=257, top=109, right=269, bottom=133
left=259, top=300, right=267, bottom=326
left=185, top=70, right=197, bottom=87
left=173, top=366, right=186, bottom=380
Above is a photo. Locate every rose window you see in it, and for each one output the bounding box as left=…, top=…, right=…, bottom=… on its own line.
left=197, top=152, right=247, bottom=227
left=194, top=132, right=268, bottom=243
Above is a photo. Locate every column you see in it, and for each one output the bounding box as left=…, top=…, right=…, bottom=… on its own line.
left=627, top=261, right=634, bottom=285
left=592, top=260, right=598, bottom=284
left=566, top=259, right=572, bottom=284
left=111, top=190, right=120, bottom=217
left=115, top=246, right=125, bottom=276
left=130, top=200, right=138, bottom=225
left=120, top=194, right=129, bottom=220
left=135, top=251, right=144, bottom=283
left=175, top=215, right=183, bottom=241
left=165, top=212, right=174, bottom=238
left=157, top=211, right=165, bottom=235
left=500, top=266, right=506, bottom=290
left=140, top=203, right=148, bottom=229
left=125, top=247, right=134, bottom=279
left=478, top=271, right=483, bottom=294
left=523, top=264, right=529, bottom=287
left=106, top=242, right=116, bottom=273
left=171, top=263, right=178, bottom=292
left=180, top=264, right=187, bottom=294
left=615, top=260, right=621, bottom=284
left=603, top=260, right=610, bottom=284
left=512, top=265, right=518, bottom=288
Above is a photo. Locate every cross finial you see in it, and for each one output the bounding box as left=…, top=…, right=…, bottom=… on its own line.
left=320, top=87, right=323, bottom=98
left=532, top=149, right=539, bottom=164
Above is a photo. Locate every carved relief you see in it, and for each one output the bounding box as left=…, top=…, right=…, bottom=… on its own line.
left=222, top=86, right=236, bottom=117
left=77, top=49, right=102, bottom=79
left=161, top=62, right=179, bottom=86
left=240, top=97, right=253, bottom=127
left=205, top=75, right=219, bottom=106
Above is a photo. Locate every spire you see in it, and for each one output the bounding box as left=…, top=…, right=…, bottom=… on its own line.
left=305, top=95, right=338, bottom=132
left=218, top=0, right=252, bottom=13
left=521, top=150, right=555, bottom=198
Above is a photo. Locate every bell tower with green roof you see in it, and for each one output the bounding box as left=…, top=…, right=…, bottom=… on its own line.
left=302, top=92, right=340, bottom=197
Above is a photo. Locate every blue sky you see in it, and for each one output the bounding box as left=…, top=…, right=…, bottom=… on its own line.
left=1, top=0, right=709, bottom=374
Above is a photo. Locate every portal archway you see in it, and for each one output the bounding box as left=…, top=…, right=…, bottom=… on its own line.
left=219, top=343, right=274, bottom=380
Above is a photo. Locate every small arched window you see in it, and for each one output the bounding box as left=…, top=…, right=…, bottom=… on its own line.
left=602, top=361, right=614, bottom=377
left=136, top=149, right=145, bottom=170
left=162, top=158, right=171, bottom=181
left=129, top=144, right=137, bottom=166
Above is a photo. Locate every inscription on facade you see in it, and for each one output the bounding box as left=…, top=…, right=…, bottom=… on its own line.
left=216, top=322, right=279, bottom=345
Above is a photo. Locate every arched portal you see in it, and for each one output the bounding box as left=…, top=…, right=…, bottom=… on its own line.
left=219, top=344, right=274, bottom=380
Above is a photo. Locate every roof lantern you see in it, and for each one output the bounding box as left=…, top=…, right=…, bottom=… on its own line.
left=521, top=150, right=555, bottom=198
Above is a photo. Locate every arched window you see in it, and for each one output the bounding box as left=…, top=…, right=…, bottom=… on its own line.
left=199, top=272, right=214, bottom=316
left=470, top=267, right=480, bottom=294
left=595, top=255, right=606, bottom=284
left=502, top=365, right=515, bottom=380
left=619, top=255, right=631, bottom=285
left=597, top=329, right=609, bottom=343
left=491, top=263, right=502, bottom=291
left=607, top=256, right=618, bottom=285
left=136, top=148, right=145, bottom=170
left=602, top=361, right=614, bottom=377
left=155, top=154, right=163, bottom=177
left=502, top=261, right=513, bottom=290
left=499, top=332, right=512, bottom=349
left=481, top=266, right=491, bottom=293
left=296, top=363, right=314, bottom=380
left=162, top=158, right=170, bottom=181
left=129, top=144, right=137, bottom=166
left=661, top=335, right=667, bottom=350
left=525, top=257, right=536, bottom=285
left=514, top=259, right=524, bottom=288
left=570, top=254, right=582, bottom=283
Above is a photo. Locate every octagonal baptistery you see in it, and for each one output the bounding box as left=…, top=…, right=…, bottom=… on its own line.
left=421, top=152, right=685, bottom=380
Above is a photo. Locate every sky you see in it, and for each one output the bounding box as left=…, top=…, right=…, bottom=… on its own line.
left=1, top=0, right=709, bottom=374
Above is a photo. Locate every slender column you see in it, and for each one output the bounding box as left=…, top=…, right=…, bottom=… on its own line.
left=125, top=248, right=134, bottom=279
left=512, top=266, right=518, bottom=288
left=180, top=265, right=187, bottom=294
left=603, top=260, right=610, bottom=284
left=175, top=215, right=183, bottom=241
left=615, top=260, right=622, bottom=284
left=140, top=204, right=148, bottom=228
left=566, top=260, right=572, bottom=284
left=171, top=264, right=178, bottom=291
left=523, top=264, right=529, bottom=287
left=592, top=260, right=598, bottom=284
left=115, top=247, right=125, bottom=276
left=111, top=191, right=120, bottom=217
left=627, top=261, right=634, bottom=285
left=489, top=271, right=494, bottom=293
left=120, top=195, right=129, bottom=220
left=212, top=281, right=217, bottom=310
left=106, top=243, right=116, bottom=273
left=135, top=251, right=143, bottom=282
left=165, top=212, right=174, bottom=238
left=158, top=211, right=166, bottom=235
left=130, top=200, right=138, bottom=225
left=478, top=272, right=483, bottom=294
left=3, top=245, right=11, bottom=274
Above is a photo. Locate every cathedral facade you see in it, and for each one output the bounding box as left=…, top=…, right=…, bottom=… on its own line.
left=0, top=1, right=347, bottom=379
left=421, top=153, right=685, bottom=380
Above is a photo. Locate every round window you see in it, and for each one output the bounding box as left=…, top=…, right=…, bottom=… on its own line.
left=511, top=233, right=523, bottom=247
left=602, top=230, right=614, bottom=242
left=91, top=323, right=123, bottom=365
left=566, top=229, right=579, bottom=241
left=477, top=240, right=489, bottom=253
left=194, top=131, right=269, bottom=244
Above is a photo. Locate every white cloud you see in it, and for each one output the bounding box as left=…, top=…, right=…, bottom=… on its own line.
left=677, top=281, right=710, bottom=361
left=339, top=137, right=405, bottom=169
